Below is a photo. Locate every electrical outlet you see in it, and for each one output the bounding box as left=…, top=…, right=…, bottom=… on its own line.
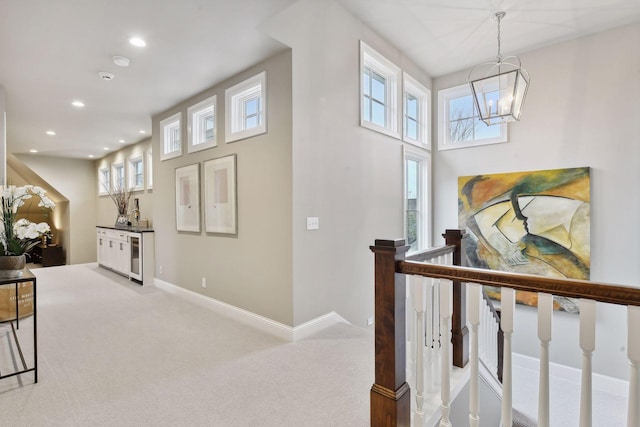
left=367, top=316, right=374, bottom=326
left=201, top=277, right=207, bottom=288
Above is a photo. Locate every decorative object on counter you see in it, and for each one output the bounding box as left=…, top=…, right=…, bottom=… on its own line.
left=106, top=181, right=133, bottom=228
left=0, top=185, right=55, bottom=278
left=131, top=198, right=141, bottom=226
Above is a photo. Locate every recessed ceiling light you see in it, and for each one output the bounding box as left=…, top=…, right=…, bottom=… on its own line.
left=139, top=130, right=146, bottom=134
left=113, top=56, right=130, bottom=67
left=72, top=100, right=85, bottom=108
left=129, top=37, right=146, bottom=47
left=104, top=147, right=110, bottom=151
left=29, top=149, right=38, bottom=153
left=119, top=139, right=125, bottom=143
left=98, top=71, right=115, bottom=81
left=88, top=155, right=95, bottom=158
left=46, top=130, right=56, bottom=136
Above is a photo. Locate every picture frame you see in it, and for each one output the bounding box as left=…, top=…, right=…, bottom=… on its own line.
left=175, top=163, right=201, bottom=232
left=204, top=154, right=237, bottom=235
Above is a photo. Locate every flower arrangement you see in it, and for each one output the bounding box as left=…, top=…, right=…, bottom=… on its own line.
left=1, top=185, right=55, bottom=256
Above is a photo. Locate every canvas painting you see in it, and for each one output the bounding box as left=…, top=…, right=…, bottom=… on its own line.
left=458, top=167, right=590, bottom=312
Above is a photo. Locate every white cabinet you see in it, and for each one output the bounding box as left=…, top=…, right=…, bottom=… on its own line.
left=96, top=227, right=154, bottom=286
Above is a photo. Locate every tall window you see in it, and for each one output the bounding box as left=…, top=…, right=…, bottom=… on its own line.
left=403, top=73, right=431, bottom=148
left=438, top=83, right=507, bottom=150
left=226, top=71, right=266, bottom=143
left=188, top=95, right=217, bottom=153
left=128, top=155, right=144, bottom=191
left=112, top=162, right=125, bottom=191
left=160, top=112, right=182, bottom=160
left=404, top=146, right=431, bottom=254
left=360, top=41, right=400, bottom=138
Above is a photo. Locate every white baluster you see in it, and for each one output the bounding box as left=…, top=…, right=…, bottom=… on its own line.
left=579, top=299, right=596, bottom=427
left=425, top=277, right=434, bottom=392
left=501, top=287, right=515, bottom=427
left=538, top=293, right=553, bottom=427
left=627, top=306, right=640, bottom=427
left=439, top=279, right=453, bottom=427
left=433, top=280, right=441, bottom=388
left=411, top=275, right=426, bottom=415
left=468, top=284, right=481, bottom=427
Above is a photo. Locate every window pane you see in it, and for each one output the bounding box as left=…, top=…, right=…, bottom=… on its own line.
left=406, top=118, right=417, bottom=140
left=406, top=158, right=419, bottom=253
left=406, top=95, right=418, bottom=119
left=449, top=118, right=474, bottom=142
left=371, top=71, right=385, bottom=103
left=371, top=101, right=385, bottom=127
left=449, top=95, right=474, bottom=120
left=245, top=98, right=258, bottom=115
left=474, top=121, right=502, bottom=140
left=245, top=115, right=258, bottom=129
left=363, top=98, right=371, bottom=122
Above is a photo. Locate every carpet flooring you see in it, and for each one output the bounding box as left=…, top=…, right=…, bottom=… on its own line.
left=0, top=264, right=373, bottom=426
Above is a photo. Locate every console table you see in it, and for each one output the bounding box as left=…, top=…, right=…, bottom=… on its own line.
left=0, top=269, right=37, bottom=383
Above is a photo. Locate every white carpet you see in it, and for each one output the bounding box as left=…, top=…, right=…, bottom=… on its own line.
left=0, top=264, right=373, bottom=426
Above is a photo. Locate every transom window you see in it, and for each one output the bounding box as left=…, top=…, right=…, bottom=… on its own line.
left=438, top=83, right=507, bottom=150
left=188, top=95, right=217, bottom=153
left=112, top=162, right=125, bottom=191
left=98, top=167, right=110, bottom=195
left=128, top=155, right=144, bottom=191
left=160, top=112, right=182, bottom=161
left=360, top=41, right=400, bottom=138
left=226, top=71, right=266, bottom=143
left=403, top=73, right=431, bottom=148
left=363, top=68, right=386, bottom=127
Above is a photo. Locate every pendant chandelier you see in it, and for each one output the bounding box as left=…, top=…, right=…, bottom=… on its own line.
left=469, top=11, right=530, bottom=126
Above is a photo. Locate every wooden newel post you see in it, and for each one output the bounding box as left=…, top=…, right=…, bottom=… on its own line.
left=370, top=239, right=411, bottom=427
left=443, top=229, right=469, bottom=368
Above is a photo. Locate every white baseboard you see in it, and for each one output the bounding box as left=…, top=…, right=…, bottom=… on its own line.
left=513, top=353, right=629, bottom=397
left=153, top=278, right=348, bottom=342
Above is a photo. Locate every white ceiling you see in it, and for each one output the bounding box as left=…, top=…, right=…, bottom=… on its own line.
left=2, top=0, right=639, bottom=159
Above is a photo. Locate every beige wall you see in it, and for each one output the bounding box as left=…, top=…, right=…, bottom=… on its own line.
left=152, top=50, right=294, bottom=325
left=433, top=23, right=640, bottom=379
left=16, top=155, right=96, bottom=264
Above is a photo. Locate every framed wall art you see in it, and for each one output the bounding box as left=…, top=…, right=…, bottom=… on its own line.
left=204, top=154, right=237, bottom=235
left=175, top=163, right=201, bottom=232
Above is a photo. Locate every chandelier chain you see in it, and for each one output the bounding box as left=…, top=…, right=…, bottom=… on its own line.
left=496, top=11, right=504, bottom=63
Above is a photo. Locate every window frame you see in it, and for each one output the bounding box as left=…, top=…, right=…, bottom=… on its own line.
left=98, top=166, right=110, bottom=195
left=437, top=83, right=507, bottom=151
left=187, top=95, right=217, bottom=153
left=403, top=145, right=431, bottom=255
left=225, top=71, right=267, bottom=143
left=160, top=112, right=182, bottom=161
left=360, top=40, right=400, bottom=139
left=128, top=154, right=144, bottom=192
left=402, top=72, right=431, bottom=149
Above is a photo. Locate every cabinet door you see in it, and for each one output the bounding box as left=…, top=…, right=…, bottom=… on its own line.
left=116, top=239, right=131, bottom=275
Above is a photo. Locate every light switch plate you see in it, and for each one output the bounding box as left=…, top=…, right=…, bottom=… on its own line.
left=306, top=217, right=319, bottom=230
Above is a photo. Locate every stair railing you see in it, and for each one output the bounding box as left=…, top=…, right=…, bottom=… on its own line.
left=370, top=235, right=640, bottom=427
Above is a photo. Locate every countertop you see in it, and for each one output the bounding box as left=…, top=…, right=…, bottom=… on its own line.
left=96, top=225, right=154, bottom=233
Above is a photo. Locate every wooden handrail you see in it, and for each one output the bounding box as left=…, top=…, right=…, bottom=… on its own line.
left=398, top=261, right=640, bottom=307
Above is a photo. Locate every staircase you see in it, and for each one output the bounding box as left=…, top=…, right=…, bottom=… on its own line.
left=369, top=230, right=640, bottom=427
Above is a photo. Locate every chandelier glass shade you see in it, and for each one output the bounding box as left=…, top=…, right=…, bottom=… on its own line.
left=469, top=12, right=530, bottom=126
